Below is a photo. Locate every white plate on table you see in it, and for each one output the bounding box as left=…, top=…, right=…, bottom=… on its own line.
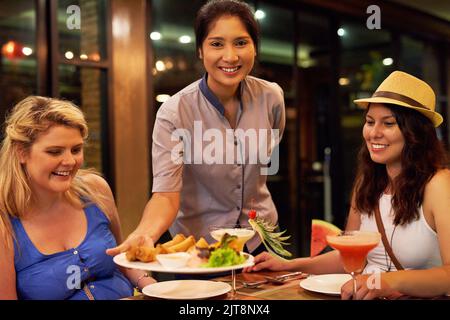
left=113, top=252, right=254, bottom=274
left=142, top=280, right=231, bottom=300
left=300, top=274, right=352, bottom=296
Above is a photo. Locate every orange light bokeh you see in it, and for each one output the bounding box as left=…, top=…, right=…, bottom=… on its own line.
left=1, top=40, right=25, bottom=60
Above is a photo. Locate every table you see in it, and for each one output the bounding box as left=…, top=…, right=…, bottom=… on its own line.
left=124, top=270, right=450, bottom=300
left=124, top=271, right=340, bottom=300
left=213, top=271, right=342, bottom=300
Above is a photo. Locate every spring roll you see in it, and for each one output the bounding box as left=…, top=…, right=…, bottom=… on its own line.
left=161, top=234, right=186, bottom=249
left=166, top=235, right=196, bottom=253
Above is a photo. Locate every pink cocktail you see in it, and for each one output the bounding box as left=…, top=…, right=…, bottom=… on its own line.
left=326, top=231, right=380, bottom=299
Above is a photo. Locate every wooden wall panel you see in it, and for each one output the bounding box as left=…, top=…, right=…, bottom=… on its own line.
left=111, top=0, right=150, bottom=238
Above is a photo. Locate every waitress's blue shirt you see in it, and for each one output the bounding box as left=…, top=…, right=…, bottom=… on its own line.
left=11, top=203, right=133, bottom=300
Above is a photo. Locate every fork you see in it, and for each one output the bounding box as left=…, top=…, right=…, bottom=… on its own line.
left=241, top=272, right=307, bottom=288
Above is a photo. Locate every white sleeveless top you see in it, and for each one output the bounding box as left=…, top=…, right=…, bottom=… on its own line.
left=360, top=194, right=442, bottom=273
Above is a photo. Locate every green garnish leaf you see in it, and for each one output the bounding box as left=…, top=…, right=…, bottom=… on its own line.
left=249, top=217, right=292, bottom=259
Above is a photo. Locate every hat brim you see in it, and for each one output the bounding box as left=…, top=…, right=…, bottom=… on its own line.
left=354, top=97, right=443, bottom=127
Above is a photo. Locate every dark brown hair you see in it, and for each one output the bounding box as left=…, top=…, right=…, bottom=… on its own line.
left=353, top=104, right=448, bottom=225
left=195, top=0, right=259, bottom=54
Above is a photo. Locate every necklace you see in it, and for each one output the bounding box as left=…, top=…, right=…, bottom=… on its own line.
left=384, top=224, right=398, bottom=272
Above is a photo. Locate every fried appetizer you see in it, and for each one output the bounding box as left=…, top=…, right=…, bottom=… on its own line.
left=125, top=234, right=198, bottom=263
left=135, top=246, right=160, bottom=262
left=165, top=235, right=196, bottom=253
left=156, top=243, right=170, bottom=254
left=126, top=245, right=139, bottom=261
left=195, top=237, right=209, bottom=249
left=126, top=245, right=161, bottom=262
left=161, top=234, right=186, bottom=249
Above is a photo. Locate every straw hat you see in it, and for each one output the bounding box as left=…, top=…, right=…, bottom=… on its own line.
left=354, top=71, right=443, bottom=127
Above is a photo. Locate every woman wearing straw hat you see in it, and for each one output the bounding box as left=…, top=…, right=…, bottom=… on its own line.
left=245, top=71, right=450, bottom=299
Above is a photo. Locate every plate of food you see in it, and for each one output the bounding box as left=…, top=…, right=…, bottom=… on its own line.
left=300, top=274, right=352, bottom=296
left=113, top=233, right=254, bottom=274
left=142, top=280, right=231, bottom=299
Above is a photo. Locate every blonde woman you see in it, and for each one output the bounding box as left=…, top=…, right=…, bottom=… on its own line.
left=0, top=96, right=154, bottom=300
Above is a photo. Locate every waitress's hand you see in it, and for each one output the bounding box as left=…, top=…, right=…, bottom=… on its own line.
left=106, top=232, right=154, bottom=256
left=340, top=274, right=404, bottom=300
left=243, top=251, right=292, bottom=272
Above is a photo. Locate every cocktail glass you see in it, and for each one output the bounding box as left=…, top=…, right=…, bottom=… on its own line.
left=209, top=224, right=255, bottom=299
left=326, top=230, right=381, bottom=300
left=209, top=225, right=255, bottom=252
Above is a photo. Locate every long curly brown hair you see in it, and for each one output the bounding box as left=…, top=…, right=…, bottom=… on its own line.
left=353, top=104, right=449, bottom=226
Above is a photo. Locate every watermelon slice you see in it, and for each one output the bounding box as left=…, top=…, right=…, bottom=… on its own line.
left=310, top=219, right=341, bottom=257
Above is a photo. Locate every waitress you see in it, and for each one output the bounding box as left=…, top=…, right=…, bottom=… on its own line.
left=107, top=0, right=285, bottom=256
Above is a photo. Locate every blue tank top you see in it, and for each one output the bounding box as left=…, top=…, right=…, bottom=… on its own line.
left=11, top=203, right=134, bottom=300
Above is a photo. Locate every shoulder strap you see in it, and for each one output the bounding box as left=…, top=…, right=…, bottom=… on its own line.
left=83, top=284, right=95, bottom=300
left=374, top=205, right=404, bottom=271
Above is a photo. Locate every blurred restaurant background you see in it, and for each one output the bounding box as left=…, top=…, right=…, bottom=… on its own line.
left=1, top=0, right=449, bottom=256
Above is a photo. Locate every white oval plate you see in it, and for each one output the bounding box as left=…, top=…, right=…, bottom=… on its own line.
left=300, top=274, right=352, bottom=295
left=142, top=280, right=231, bottom=300
left=113, top=252, right=254, bottom=274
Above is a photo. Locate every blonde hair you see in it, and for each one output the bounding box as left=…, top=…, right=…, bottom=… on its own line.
left=0, top=96, right=108, bottom=249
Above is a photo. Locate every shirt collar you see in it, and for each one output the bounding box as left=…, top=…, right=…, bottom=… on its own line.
left=199, top=73, right=244, bottom=116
